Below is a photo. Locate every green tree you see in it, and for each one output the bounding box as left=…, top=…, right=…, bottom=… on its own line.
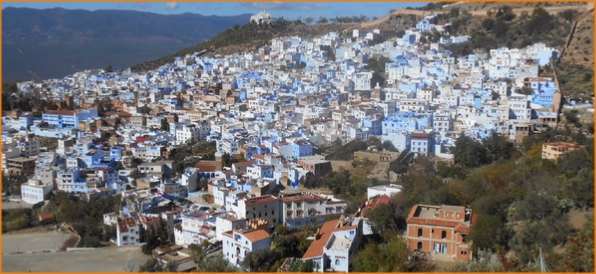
left=138, top=258, right=157, bottom=272
left=482, top=18, right=495, bottom=31
left=448, top=250, right=505, bottom=271
left=450, top=7, right=460, bottom=18
left=365, top=203, right=397, bottom=237
left=451, top=135, right=489, bottom=168
left=271, top=235, right=299, bottom=258
left=160, top=118, right=170, bottom=131
left=201, top=253, right=239, bottom=272
left=352, top=236, right=434, bottom=272
left=189, top=241, right=210, bottom=270
left=516, top=86, right=534, bottom=95
left=561, top=167, right=594, bottom=209
left=241, top=249, right=280, bottom=271
left=558, top=215, right=594, bottom=272
left=467, top=214, right=509, bottom=254
left=482, top=132, right=517, bottom=163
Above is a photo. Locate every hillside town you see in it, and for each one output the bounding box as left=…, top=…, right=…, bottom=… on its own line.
left=2, top=10, right=590, bottom=272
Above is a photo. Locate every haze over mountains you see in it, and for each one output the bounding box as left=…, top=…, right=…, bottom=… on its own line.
left=2, top=7, right=251, bottom=82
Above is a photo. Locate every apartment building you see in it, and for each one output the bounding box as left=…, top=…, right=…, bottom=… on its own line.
left=406, top=204, right=476, bottom=261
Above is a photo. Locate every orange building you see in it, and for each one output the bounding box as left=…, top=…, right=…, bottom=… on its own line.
left=542, top=142, right=580, bottom=160
left=406, top=204, right=476, bottom=261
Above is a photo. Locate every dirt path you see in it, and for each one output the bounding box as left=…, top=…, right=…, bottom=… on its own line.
left=568, top=208, right=592, bottom=230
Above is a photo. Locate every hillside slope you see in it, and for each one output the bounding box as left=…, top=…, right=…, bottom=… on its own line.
left=131, top=19, right=356, bottom=72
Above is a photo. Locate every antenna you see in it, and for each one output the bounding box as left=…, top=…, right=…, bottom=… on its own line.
left=539, top=246, right=548, bottom=273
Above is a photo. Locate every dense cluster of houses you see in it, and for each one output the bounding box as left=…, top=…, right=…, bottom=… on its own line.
left=1, top=12, right=581, bottom=272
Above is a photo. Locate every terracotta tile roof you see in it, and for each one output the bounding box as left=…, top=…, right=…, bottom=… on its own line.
left=233, top=161, right=256, bottom=168
left=243, top=195, right=278, bottom=206
left=118, top=217, right=137, bottom=232
left=302, top=219, right=356, bottom=260
left=411, top=132, right=430, bottom=138
left=116, top=111, right=133, bottom=118
left=406, top=205, right=475, bottom=231
left=251, top=154, right=265, bottom=161
left=223, top=170, right=234, bottom=175
left=44, top=110, right=77, bottom=116
left=39, top=213, right=55, bottom=221
left=195, top=161, right=216, bottom=172
left=241, top=229, right=270, bottom=243
left=222, top=230, right=234, bottom=239
left=280, top=193, right=327, bottom=203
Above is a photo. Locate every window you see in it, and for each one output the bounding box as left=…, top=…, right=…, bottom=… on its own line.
left=335, top=259, right=340, bottom=266
left=417, top=228, right=423, bottom=237
left=441, top=230, right=447, bottom=239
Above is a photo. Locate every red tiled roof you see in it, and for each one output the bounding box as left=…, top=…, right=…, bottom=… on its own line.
left=411, top=133, right=430, bottom=138
left=44, top=110, right=77, bottom=116
left=39, top=213, right=55, bottom=221
left=195, top=161, right=217, bottom=172
left=233, top=161, right=255, bottom=168
left=252, top=154, right=265, bottom=161
left=241, top=229, right=270, bottom=243
left=406, top=205, right=476, bottom=231
left=302, top=219, right=356, bottom=260
left=244, top=195, right=278, bottom=206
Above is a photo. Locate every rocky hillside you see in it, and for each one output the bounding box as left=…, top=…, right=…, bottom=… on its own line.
left=560, top=6, right=594, bottom=68
left=131, top=19, right=357, bottom=72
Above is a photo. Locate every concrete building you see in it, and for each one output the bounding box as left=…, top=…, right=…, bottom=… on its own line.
left=406, top=204, right=476, bottom=261
left=237, top=195, right=279, bottom=225
left=410, top=132, right=432, bottom=156
left=116, top=217, right=141, bottom=246
left=20, top=179, right=53, bottom=204
left=367, top=184, right=403, bottom=200
left=302, top=216, right=363, bottom=272
left=280, top=193, right=347, bottom=228
left=542, top=142, right=581, bottom=160
left=7, top=157, right=37, bottom=177
left=222, top=227, right=271, bottom=267
left=297, top=157, right=332, bottom=176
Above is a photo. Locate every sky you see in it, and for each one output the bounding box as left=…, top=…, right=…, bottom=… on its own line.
left=2, top=2, right=429, bottom=20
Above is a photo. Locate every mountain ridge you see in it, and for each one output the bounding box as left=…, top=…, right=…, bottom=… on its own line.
left=2, top=7, right=252, bottom=81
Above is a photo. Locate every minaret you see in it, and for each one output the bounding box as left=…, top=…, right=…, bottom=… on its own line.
left=215, top=151, right=223, bottom=171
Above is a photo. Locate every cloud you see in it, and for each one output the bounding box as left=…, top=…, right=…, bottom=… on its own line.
left=236, top=2, right=330, bottom=12
left=236, top=2, right=293, bottom=10
left=299, top=3, right=331, bottom=12
left=131, top=2, right=149, bottom=10
left=165, top=2, right=179, bottom=10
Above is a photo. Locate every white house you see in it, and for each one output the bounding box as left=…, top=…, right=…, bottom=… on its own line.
left=176, top=124, right=199, bottom=144
left=222, top=227, right=271, bottom=267
left=116, top=217, right=141, bottom=246
left=382, top=131, right=411, bottom=152
left=215, top=215, right=247, bottom=241
left=20, top=179, right=53, bottom=204
left=367, top=184, right=403, bottom=200
left=236, top=195, right=279, bottom=225
left=302, top=216, right=362, bottom=272
left=250, top=11, right=272, bottom=25
left=179, top=167, right=198, bottom=192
